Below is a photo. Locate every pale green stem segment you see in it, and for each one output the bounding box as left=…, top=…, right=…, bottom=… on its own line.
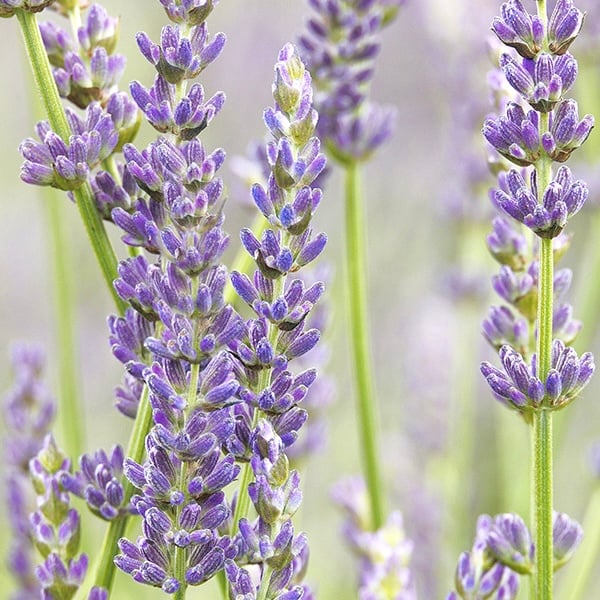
left=558, top=484, right=600, bottom=599
left=532, top=96, right=554, bottom=599
left=344, top=161, right=385, bottom=531
left=256, top=565, right=274, bottom=600
left=46, top=195, right=84, bottom=460
left=91, top=385, right=153, bottom=593
left=16, top=9, right=125, bottom=313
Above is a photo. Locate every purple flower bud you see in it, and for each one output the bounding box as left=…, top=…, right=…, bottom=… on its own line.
left=548, top=0, right=585, bottom=56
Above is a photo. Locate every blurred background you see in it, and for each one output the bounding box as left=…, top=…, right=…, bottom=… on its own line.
left=2, top=0, right=600, bottom=598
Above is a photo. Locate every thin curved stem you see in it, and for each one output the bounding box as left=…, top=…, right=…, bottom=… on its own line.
left=16, top=9, right=125, bottom=313
left=344, top=161, right=385, bottom=531
left=46, top=195, right=84, bottom=460
left=91, top=385, right=153, bottom=593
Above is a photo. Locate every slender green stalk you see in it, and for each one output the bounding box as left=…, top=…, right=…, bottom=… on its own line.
left=46, top=196, right=84, bottom=460
left=558, top=485, right=600, bottom=599
left=532, top=408, right=553, bottom=599
left=344, top=161, right=385, bottom=531
left=532, top=129, right=554, bottom=599
left=531, top=4, right=554, bottom=590
left=15, top=8, right=125, bottom=313
left=91, top=385, right=153, bottom=593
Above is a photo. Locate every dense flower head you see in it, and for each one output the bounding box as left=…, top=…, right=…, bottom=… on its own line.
left=492, top=0, right=584, bottom=59
left=447, top=515, right=520, bottom=600
left=492, top=0, right=545, bottom=59
left=481, top=339, right=594, bottom=412
left=137, top=23, right=225, bottom=85
left=0, top=0, right=54, bottom=17
left=297, top=0, right=400, bottom=162
left=493, top=165, right=588, bottom=238
left=500, top=51, right=577, bottom=113
left=20, top=103, right=118, bottom=191
left=61, top=445, right=131, bottom=521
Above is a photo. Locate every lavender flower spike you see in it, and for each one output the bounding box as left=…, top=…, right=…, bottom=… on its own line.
left=332, top=477, right=417, bottom=599
left=29, top=435, right=90, bottom=600
left=3, top=343, right=55, bottom=599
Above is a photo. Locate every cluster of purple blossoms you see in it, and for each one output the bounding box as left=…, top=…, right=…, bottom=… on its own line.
left=448, top=0, right=591, bottom=594
left=3, top=344, right=55, bottom=599
left=298, top=0, right=405, bottom=163
left=480, top=0, right=594, bottom=416
left=225, top=42, right=328, bottom=598
left=447, top=512, right=582, bottom=599
left=107, top=2, right=244, bottom=595
left=18, top=2, right=140, bottom=203
left=29, top=435, right=107, bottom=600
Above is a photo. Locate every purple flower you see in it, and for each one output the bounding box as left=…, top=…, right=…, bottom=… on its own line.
left=29, top=436, right=89, bottom=599
left=486, top=513, right=534, bottom=575
left=3, top=344, right=55, bottom=599
left=136, top=23, right=225, bottom=85
left=553, top=511, right=583, bottom=570
left=547, top=0, right=586, bottom=56
left=159, top=0, right=217, bottom=26
left=20, top=103, right=118, bottom=191
left=61, top=445, right=131, bottom=520
left=448, top=515, right=520, bottom=599
left=493, top=166, right=588, bottom=238
left=298, top=0, right=400, bottom=162
left=491, top=0, right=544, bottom=59
left=481, top=339, right=594, bottom=412
left=500, top=51, right=577, bottom=113
left=482, top=102, right=542, bottom=167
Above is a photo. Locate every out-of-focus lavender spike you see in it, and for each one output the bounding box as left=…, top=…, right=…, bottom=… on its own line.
left=3, top=343, right=55, bottom=599
left=298, top=0, right=402, bottom=163
left=29, top=435, right=89, bottom=599
left=332, top=477, right=417, bottom=598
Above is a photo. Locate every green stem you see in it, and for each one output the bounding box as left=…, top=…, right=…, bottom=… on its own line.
left=533, top=148, right=554, bottom=598
left=558, top=484, right=600, bottom=599
left=46, top=195, right=84, bottom=460
left=533, top=408, right=553, bottom=599
left=344, top=161, right=385, bottom=531
left=256, top=565, right=273, bottom=600
left=91, top=385, right=153, bottom=593
left=15, top=9, right=125, bottom=313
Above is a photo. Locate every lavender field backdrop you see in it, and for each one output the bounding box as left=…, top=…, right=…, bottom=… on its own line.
left=2, top=0, right=600, bottom=598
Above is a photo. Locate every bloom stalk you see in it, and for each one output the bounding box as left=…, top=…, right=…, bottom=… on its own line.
left=15, top=7, right=124, bottom=313
left=345, top=161, right=385, bottom=529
